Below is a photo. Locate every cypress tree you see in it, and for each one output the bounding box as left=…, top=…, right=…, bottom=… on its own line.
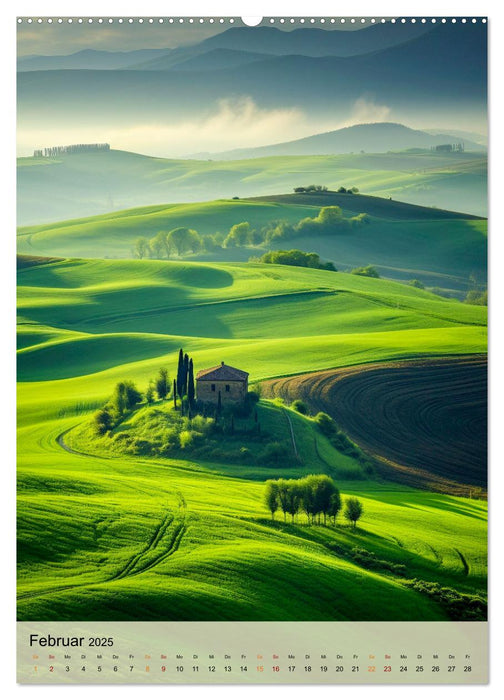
left=173, top=379, right=177, bottom=409
left=188, top=358, right=195, bottom=407
left=176, top=348, right=184, bottom=396
left=183, top=353, right=189, bottom=395
left=217, top=390, right=222, bottom=415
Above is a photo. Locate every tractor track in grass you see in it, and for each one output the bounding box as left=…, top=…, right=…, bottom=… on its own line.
left=17, top=505, right=187, bottom=602
left=262, top=355, right=487, bottom=496
left=18, top=436, right=188, bottom=603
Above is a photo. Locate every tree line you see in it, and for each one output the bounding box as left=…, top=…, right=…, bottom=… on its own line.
left=293, top=184, right=359, bottom=194
left=264, top=475, right=363, bottom=528
left=33, top=143, right=110, bottom=157
left=133, top=206, right=370, bottom=260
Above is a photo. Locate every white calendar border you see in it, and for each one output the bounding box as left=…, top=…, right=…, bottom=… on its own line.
left=4, top=0, right=502, bottom=697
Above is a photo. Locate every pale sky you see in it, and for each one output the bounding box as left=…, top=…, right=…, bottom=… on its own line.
left=16, top=18, right=363, bottom=57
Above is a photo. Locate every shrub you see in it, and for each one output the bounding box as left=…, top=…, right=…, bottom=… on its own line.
left=247, top=390, right=260, bottom=403
left=351, top=265, right=380, bottom=278
left=315, top=412, right=336, bottom=437
left=350, top=547, right=407, bottom=576
left=409, top=279, right=425, bottom=289
left=465, top=289, right=487, bottom=306
left=292, top=399, right=308, bottom=415
left=405, top=580, right=487, bottom=621
left=93, top=406, right=114, bottom=435
left=261, top=441, right=290, bottom=465
left=179, top=430, right=194, bottom=449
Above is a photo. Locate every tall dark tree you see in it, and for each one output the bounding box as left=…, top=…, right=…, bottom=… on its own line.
left=183, top=353, right=189, bottom=395
left=187, top=358, right=195, bottom=407
left=176, top=348, right=184, bottom=397
left=217, top=390, right=222, bottom=415
left=173, top=379, right=177, bottom=409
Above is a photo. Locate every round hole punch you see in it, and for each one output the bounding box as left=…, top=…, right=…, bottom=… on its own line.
left=242, top=16, right=263, bottom=27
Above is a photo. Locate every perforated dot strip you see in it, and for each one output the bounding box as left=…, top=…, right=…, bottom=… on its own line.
left=17, top=17, right=488, bottom=25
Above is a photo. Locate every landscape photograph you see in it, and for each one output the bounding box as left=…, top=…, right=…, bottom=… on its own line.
left=17, top=17, right=487, bottom=623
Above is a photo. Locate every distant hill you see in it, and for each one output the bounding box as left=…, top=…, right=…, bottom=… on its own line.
left=138, top=48, right=269, bottom=72
left=17, top=192, right=487, bottom=296
left=17, top=23, right=433, bottom=73
left=18, top=23, right=486, bottom=132
left=17, top=48, right=168, bottom=71
left=202, top=122, right=485, bottom=159
left=193, top=23, right=432, bottom=58
left=16, top=148, right=487, bottom=225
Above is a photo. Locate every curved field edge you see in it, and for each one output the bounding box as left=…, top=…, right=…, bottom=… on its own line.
left=17, top=409, right=487, bottom=621
left=261, top=355, right=487, bottom=496
left=17, top=257, right=487, bottom=621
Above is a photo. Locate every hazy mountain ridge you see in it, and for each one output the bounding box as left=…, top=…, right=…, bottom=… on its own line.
left=17, top=23, right=433, bottom=72
left=17, top=32, right=486, bottom=133
left=196, top=122, right=485, bottom=159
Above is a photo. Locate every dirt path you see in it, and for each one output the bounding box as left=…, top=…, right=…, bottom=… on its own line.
left=282, top=409, right=299, bottom=459
left=262, top=355, right=487, bottom=495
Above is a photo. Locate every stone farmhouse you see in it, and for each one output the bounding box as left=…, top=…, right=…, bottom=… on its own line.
left=196, top=361, right=249, bottom=405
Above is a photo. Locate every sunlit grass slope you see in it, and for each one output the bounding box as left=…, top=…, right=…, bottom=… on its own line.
left=17, top=257, right=487, bottom=621
left=17, top=192, right=487, bottom=295
left=17, top=149, right=487, bottom=226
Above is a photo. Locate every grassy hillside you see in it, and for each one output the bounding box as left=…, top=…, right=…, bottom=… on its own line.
left=17, top=149, right=487, bottom=225
left=17, top=257, right=487, bottom=621
left=17, top=193, right=487, bottom=296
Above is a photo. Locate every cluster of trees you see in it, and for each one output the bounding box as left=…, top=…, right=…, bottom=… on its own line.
left=93, top=380, right=143, bottom=435
left=336, top=186, right=359, bottom=194
left=293, top=185, right=359, bottom=195
left=134, top=227, right=202, bottom=259
left=351, top=264, right=380, bottom=278
left=294, top=184, right=328, bottom=193
left=257, top=207, right=369, bottom=248
left=252, top=249, right=336, bottom=271
left=464, top=289, right=487, bottom=306
left=134, top=205, right=371, bottom=259
left=33, top=143, right=110, bottom=157
left=264, top=475, right=363, bottom=528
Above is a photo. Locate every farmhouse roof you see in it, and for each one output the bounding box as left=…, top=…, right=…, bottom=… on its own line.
left=196, top=361, right=249, bottom=382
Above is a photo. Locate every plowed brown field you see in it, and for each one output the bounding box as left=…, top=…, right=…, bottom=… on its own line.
left=262, top=356, right=487, bottom=495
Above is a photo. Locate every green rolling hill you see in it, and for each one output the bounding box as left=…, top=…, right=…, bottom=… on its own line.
left=17, top=191, right=487, bottom=297
left=17, top=148, right=487, bottom=226
left=17, top=256, right=487, bottom=621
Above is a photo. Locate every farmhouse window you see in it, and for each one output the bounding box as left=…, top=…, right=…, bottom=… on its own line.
left=225, top=385, right=230, bottom=392
left=211, top=384, right=216, bottom=392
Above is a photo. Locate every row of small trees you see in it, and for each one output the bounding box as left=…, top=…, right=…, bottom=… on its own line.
left=293, top=185, right=359, bottom=194
left=264, top=475, right=363, bottom=528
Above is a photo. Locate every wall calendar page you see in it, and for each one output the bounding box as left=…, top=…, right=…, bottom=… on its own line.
left=16, top=13, right=488, bottom=686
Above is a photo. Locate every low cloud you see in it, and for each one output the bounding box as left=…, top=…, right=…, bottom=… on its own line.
left=18, top=97, right=314, bottom=158
left=341, top=96, right=392, bottom=128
